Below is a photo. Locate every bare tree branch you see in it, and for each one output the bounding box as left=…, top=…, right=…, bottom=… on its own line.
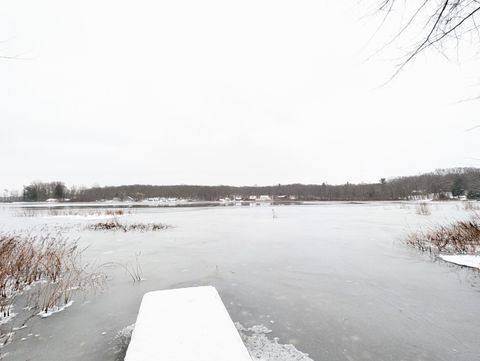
left=389, top=0, right=450, bottom=80
left=372, top=0, right=480, bottom=79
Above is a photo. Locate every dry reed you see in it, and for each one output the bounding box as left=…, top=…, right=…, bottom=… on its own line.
left=88, top=220, right=170, bottom=232
left=406, top=217, right=480, bottom=254
left=0, top=232, right=105, bottom=324
left=464, top=201, right=480, bottom=212
left=416, top=202, right=431, bottom=216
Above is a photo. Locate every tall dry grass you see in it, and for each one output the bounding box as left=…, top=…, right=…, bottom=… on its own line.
left=415, top=202, right=431, bottom=216
left=406, top=217, right=480, bottom=254
left=464, top=201, right=480, bottom=212
left=0, top=233, right=105, bottom=323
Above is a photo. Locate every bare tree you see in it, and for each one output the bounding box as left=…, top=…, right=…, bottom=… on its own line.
left=373, top=0, right=480, bottom=80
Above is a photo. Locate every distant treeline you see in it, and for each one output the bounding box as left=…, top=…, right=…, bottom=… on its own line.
left=22, top=181, right=68, bottom=201
left=14, top=168, right=480, bottom=202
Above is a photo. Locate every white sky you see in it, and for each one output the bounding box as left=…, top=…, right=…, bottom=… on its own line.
left=1, top=0, right=479, bottom=190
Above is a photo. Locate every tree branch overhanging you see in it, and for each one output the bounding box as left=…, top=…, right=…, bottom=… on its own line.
left=373, top=0, right=480, bottom=79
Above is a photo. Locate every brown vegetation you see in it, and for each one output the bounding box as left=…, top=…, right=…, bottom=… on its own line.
left=406, top=218, right=480, bottom=254
left=15, top=208, right=129, bottom=218
left=416, top=202, right=431, bottom=216
left=88, top=220, right=170, bottom=232
left=0, top=233, right=105, bottom=324
left=463, top=201, right=480, bottom=211
left=47, top=208, right=127, bottom=217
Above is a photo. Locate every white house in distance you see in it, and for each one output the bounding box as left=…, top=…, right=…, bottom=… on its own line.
left=259, top=195, right=271, bottom=201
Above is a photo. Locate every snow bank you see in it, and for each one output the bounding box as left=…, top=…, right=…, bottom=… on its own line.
left=439, top=255, right=480, bottom=269
left=124, top=286, right=252, bottom=361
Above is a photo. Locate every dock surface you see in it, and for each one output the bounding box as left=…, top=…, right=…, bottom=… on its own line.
left=124, top=286, right=252, bottom=361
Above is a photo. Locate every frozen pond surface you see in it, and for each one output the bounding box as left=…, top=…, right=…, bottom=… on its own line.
left=0, top=202, right=479, bottom=361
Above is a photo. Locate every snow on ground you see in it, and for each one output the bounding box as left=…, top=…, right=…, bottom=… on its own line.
left=439, top=255, right=480, bottom=269
left=236, top=323, right=314, bottom=361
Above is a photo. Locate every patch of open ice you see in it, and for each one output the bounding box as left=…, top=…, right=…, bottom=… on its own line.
left=37, top=301, right=74, bottom=318
left=439, top=255, right=480, bottom=269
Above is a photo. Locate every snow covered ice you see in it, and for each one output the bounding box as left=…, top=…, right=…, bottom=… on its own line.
left=439, top=254, right=480, bottom=269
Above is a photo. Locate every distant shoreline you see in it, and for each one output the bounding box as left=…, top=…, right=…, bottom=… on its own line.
left=3, top=167, right=480, bottom=203
left=2, top=199, right=473, bottom=208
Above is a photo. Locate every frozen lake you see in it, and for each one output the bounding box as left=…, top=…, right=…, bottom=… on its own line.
left=0, top=202, right=479, bottom=361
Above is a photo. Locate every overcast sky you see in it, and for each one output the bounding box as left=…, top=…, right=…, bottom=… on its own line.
left=1, top=0, right=479, bottom=190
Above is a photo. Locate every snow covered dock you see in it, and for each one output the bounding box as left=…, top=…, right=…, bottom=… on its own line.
left=124, top=286, right=252, bottom=361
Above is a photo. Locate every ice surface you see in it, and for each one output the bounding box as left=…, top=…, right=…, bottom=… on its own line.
left=2, top=202, right=480, bottom=361
left=439, top=255, right=480, bottom=269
